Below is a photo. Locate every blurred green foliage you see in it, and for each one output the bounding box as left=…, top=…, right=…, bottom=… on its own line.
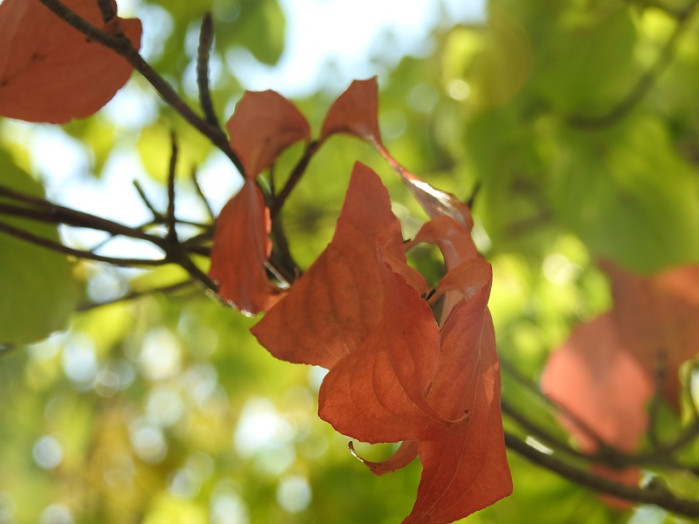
left=1, top=0, right=699, bottom=522
left=0, top=155, right=78, bottom=345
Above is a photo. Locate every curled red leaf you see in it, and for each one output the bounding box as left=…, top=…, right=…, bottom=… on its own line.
left=0, top=0, right=141, bottom=123
left=349, top=440, right=418, bottom=476
left=321, top=78, right=474, bottom=230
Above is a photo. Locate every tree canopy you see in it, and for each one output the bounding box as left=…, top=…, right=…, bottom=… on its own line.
left=2, top=0, right=699, bottom=522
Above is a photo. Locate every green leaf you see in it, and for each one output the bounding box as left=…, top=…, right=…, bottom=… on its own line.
left=551, top=117, right=699, bottom=272
left=533, top=5, right=637, bottom=115
left=0, top=157, right=78, bottom=344
left=224, top=0, right=286, bottom=65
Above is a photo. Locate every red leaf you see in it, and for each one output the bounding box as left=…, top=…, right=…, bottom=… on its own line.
left=0, top=0, right=141, bottom=123
left=541, top=313, right=652, bottom=508
left=405, top=289, right=511, bottom=523
left=603, top=262, right=699, bottom=406
left=317, top=257, right=447, bottom=443
left=410, top=417, right=511, bottom=524
left=209, top=180, right=283, bottom=315
left=541, top=314, right=653, bottom=454
left=320, top=77, right=381, bottom=144
left=540, top=263, right=699, bottom=507
left=251, top=162, right=425, bottom=368
left=226, top=90, right=310, bottom=178
left=410, top=216, right=486, bottom=322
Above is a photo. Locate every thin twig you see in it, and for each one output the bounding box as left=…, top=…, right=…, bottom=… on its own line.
left=37, top=0, right=244, bottom=175
left=191, top=166, right=215, bottom=221
left=132, top=180, right=161, bottom=218
left=197, top=12, right=220, bottom=128
left=174, top=254, right=218, bottom=294
left=76, top=280, right=194, bottom=311
left=648, top=351, right=667, bottom=448
left=166, top=132, right=178, bottom=242
left=465, top=181, right=481, bottom=209
left=503, top=355, right=699, bottom=470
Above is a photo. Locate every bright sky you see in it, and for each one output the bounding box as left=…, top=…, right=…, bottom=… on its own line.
left=233, top=0, right=485, bottom=95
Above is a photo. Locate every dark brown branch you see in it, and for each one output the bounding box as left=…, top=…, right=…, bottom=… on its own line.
left=567, top=0, right=699, bottom=128
left=0, top=184, right=211, bottom=245
left=269, top=140, right=319, bottom=218
left=37, top=0, right=244, bottom=175
left=501, top=400, right=590, bottom=461
left=0, top=185, right=163, bottom=245
left=0, top=201, right=157, bottom=248
left=176, top=256, right=218, bottom=294
left=197, top=13, right=220, bottom=128
left=505, top=431, right=699, bottom=517
left=77, top=280, right=195, bottom=312
left=0, top=220, right=166, bottom=266
left=0, top=184, right=218, bottom=293
left=465, top=181, right=481, bottom=209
